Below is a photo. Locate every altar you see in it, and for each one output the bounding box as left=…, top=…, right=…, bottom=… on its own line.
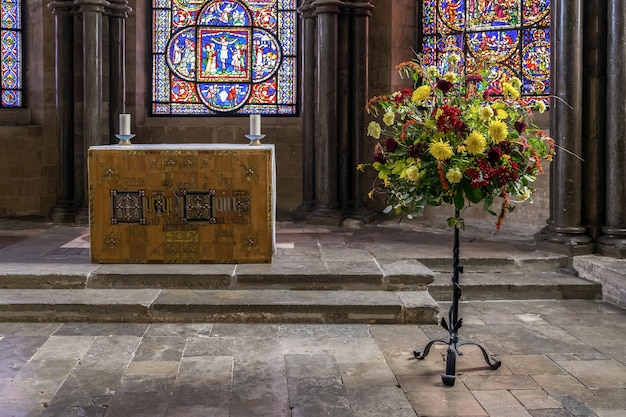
left=88, top=144, right=275, bottom=264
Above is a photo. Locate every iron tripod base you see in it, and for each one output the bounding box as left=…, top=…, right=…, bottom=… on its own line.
left=413, top=212, right=501, bottom=386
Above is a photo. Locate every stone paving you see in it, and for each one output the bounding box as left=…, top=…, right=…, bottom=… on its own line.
left=0, top=299, right=624, bottom=417
left=0, top=217, right=625, bottom=416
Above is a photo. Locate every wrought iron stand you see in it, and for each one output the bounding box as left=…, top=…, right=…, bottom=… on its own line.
left=414, top=210, right=501, bottom=386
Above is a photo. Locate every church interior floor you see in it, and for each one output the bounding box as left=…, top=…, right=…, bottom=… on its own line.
left=0, top=217, right=624, bottom=416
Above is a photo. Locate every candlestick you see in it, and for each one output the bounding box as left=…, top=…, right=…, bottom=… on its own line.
left=250, top=114, right=261, bottom=136
left=119, top=113, right=131, bottom=136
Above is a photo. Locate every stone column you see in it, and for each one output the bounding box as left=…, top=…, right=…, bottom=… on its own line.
left=581, top=0, right=607, bottom=240
left=75, top=0, right=109, bottom=149
left=308, top=0, right=344, bottom=226
left=347, top=0, right=374, bottom=219
left=107, top=0, right=131, bottom=144
left=598, top=0, right=626, bottom=255
left=48, top=1, right=76, bottom=223
left=295, top=0, right=317, bottom=217
left=546, top=0, right=592, bottom=249
left=337, top=3, right=350, bottom=212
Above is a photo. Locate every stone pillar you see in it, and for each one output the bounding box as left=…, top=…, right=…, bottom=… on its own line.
left=337, top=3, right=350, bottom=213
left=308, top=0, right=344, bottom=226
left=347, top=0, right=374, bottom=219
left=581, top=0, right=607, bottom=240
left=546, top=0, right=592, bottom=249
left=74, top=0, right=108, bottom=215
left=75, top=0, right=109, bottom=149
left=48, top=1, right=76, bottom=223
left=295, top=0, right=317, bottom=216
left=598, top=0, right=626, bottom=255
left=107, top=0, right=131, bottom=144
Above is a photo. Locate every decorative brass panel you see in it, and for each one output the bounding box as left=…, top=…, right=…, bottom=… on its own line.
left=88, top=145, right=274, bottom=263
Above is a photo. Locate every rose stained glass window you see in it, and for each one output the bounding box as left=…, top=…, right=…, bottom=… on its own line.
left=1, top=0, right=22, bottom=108
left=421, top=0, right=550, bottom=106
left=151, top=0, right=298, bottom=115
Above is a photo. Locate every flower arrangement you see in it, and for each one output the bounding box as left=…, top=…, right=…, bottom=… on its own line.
left=359, top=54, right=554, bottom=229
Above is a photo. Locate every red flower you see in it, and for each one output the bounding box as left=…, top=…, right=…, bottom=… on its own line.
left=437, top=79, right=453, bottom=95
left=385, top=138, right=398, bottom=153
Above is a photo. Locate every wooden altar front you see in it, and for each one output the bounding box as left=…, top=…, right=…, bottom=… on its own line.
left=88, top=144, right=275, bottom=264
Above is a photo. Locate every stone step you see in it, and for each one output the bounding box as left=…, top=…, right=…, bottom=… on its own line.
left=428, top=272, right=602, bottom=301
left=0, top=289, right=439, bottom=324
left=417, top=251, right=569, bottom=273
left=0, top=259, right=435, bottom=291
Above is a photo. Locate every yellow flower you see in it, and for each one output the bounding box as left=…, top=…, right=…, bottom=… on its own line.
left=401, top=165, right=421, bottom=182
left=457, top=145, right=467, bottom=153
left=367, top=121, right=381, bottom=139
left=493, top=101, right=509, bottom=119
left=446, top=168, right=463, bottom=184
left=382, top=111, right=395, bottom=126
left=443, top=72, right=458, bottom=83
left=502, top=82, right=520, bottom=99
left=368, top=190, right=374, bottom=199
left=509, top=77, right=522, bottom=89
left=464, top=131, right=487, bottom=154
left=412, top=85, right=431, bottom=102
left=479, top=106, right=494, bottom=122
left=489, top=120, right=508, bottom=143
left=448, top=53, right=461, bottom=65
left=536, top=101, right=547, bottom=113
left=356, top=164, right=364, bottom=171
left=426, top=65, right=439, bottom=78
left=429, top=139, right=454, bottom=161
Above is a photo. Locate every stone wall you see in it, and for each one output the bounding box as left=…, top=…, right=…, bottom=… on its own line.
left=0, top=0, right=56, bottom=217
left=0, top=0, right=550, bottom=233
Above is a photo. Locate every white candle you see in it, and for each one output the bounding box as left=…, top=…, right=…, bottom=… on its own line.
left=250, top=114, right=261, bottom=136
left=119, top=113, right=131, bottom=135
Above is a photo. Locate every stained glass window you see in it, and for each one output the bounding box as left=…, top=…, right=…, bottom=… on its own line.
left=1, top=0, right=22, bottom=108
left=151, top=0, right=298, bottom=116
left=420, top=0, right=550, bottom=106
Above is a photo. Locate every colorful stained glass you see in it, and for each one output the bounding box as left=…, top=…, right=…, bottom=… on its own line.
left=421, top=0, right=550, bottom=106
left=1, top=0, right=22, bottom=107
left=152, top=0, right=298, bottom=115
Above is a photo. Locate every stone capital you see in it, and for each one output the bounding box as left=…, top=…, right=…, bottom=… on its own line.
left=107, top=0, right=132, bottom=18
left=344, top=0, right=374, bottom=17
left=47, top=0, right=75, bottom=15
left=312, top=0, right=345, bottom=15
left=73, top=0, right=110, bottom=13
left=297, top=0, right=315, bottom=17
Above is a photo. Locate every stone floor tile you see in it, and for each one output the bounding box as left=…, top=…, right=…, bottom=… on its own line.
left=510, top=389, right=563, bottom=410
left=287, top=377, right=350, bottom=409
left=104, top=391, right=171, bottom=417
left=557, top=395, right=598, bottom=417
left=462, top=374, right=541, bottom=390
left=593, top=410, right=626, bottom=417
left=0, top=336, right=49, bottom=380
left=133, top=336, right=186, bottom=361
left=472, top=389, right=533, bottom=417
left=500, top=355, right=567, bottom=376
left=185, top=335, right=235, bottom=356
left=125, top=361, right=180, bottom=378
left=346, top=385, right=418, bottom=417
left=53, top=322, right=149, bottom=337
left=338, top=360, right=398, bottom=386
left=291, top=404, right=355, bottom=417
left=397, top=370, right=472, bottom=392
left=580, top=388, right=626, bottom=410
left=405, top=388, right=488, bottom=416
left=212, top=323, right=279, bottom=338
left=555, top=360, right=626, bottom=389
left=285, top=354, right=340, bottom=379
left=532, top=374, right=594, bottom=398
left=528, top=408, right=575, bottom=417
left=279, top=323, right=372, bottom=338
left=0, top=322, right=61, bottom=336
left=145, top=323, right=213, bottom=337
